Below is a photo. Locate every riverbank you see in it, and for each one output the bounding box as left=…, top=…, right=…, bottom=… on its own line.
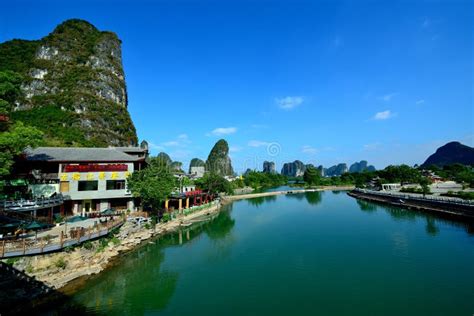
left=224, top=185, right=354, bottom=202
left=2, top=201, right=222, bottom=295
left=348, top=189, right=474, bottom=220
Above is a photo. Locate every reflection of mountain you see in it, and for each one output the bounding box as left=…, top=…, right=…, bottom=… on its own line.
left=356, top=200, right=377, bottom=212
left=205, top=208, right=236, bottom=240
left=359, top=200, right=474, bottom=237
left=425, top=217, right=439, bottom=236
left=247, top=195, right=277, bottom=207
left=71, top=247, right=178, bottom=314
left=55, top=208, right=239, bottom=314
left=285, top=193, right=305, bottom=201
left=305, top=191, right=322, bottom=206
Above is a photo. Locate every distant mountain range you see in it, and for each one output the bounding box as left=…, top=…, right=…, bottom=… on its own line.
left=274, top=160, right=376, bottom=177
left=422, top=141, right=474, bottom=167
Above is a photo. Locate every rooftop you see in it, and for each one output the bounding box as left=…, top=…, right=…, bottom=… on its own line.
left=25, top=147, right=145, bottom=162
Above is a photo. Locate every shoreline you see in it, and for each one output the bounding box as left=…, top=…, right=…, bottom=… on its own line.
left=348, top=189, right=474, bottom=220
left=2, top=202, right=222, bottom=295
left=2, top=186, right=355, bottom=312
left=223, top=185, right=354, bottom=202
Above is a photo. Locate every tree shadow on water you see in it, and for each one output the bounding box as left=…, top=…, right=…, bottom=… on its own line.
left=305, top=191, right=322, bottom=206
left=356, top=199, right=378, bottom=213
left=0, top=261, right=93, bottom=316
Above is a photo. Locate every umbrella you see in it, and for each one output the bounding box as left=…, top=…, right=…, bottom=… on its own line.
left=0, top=223, right=22, bottom=228
left=66, top=215, right=87, bottom=223
left=100, top=208, right=116, bottom=216
left=25, top=221, right=49, bottom=230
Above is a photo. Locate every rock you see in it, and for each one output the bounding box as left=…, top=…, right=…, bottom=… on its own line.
left=0, top=19, right=137, bottom=146
left=263, top=161, right=276, bottom=173
left=349, top=160, right=376, bottom=173
left=421, top=141, right=474, bottom=167
left=189, top=158, right=206, bottom=177
left=323, top=163, right=348, bottom=177
left=281, top=160, right=306, bottom=177
left=206, top=139, right=234, bottom=176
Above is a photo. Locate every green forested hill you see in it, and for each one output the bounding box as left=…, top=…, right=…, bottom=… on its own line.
left=0, top=19, right=137, bottom=147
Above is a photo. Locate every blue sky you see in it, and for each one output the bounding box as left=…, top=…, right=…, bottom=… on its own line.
left=1, top=0, right=473, bottom=173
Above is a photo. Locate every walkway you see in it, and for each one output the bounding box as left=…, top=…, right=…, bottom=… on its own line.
left=0, top=218, right=124, bottom=259
left=223, top=186, right=354, bottom=202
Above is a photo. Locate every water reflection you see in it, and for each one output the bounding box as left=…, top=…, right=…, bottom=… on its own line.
left=304, top=191, right=322, bottom=206
left=285, top=192, right=305, bottom=201
left=354, top=197, right=474, bottom=237
left=65, top=247, right=178, bottom=315
left=204, top=207, right=236, bottom=240
left=247, top=195, right=277, bottom=207
left=49, top=207, right=237, bottom=315
left=425, top=217, right=439, bottom=236
left=356, top=199, right=378, bottom=212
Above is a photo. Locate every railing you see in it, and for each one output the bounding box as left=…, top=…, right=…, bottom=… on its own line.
left=353, top=188, right=474, bottom=206
left=0, top=195, right=64, bottom=212
left=0, top=217, right=124, bottom=259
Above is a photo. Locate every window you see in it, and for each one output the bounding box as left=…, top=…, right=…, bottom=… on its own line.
left=78, top=181, right=98, bottom=191
left=60, top=181, right=69, bottom=192
left=106, top=180, right=126, bottom=190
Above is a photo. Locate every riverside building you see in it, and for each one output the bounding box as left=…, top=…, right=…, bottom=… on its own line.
left=13, top=146, right=148, bottom=216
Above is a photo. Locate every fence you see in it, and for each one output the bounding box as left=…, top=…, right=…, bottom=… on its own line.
left=0, top=217, right=124, bottom=259
left=354, top=188, right=474, bottom=206
left=0, top=195, right=64, bottom=212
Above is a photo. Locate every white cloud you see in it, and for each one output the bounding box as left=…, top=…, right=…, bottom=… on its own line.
left=378, top=92, right=398, bottom=102
left=416, top=99, right=425, bottom=105
left=275, top=96, right=304, bottom=110
left=363, top=142, right=382, bottom=151
left=169, top=149, right=191, bottom=160
left=248, top=140, right=269, bottom=147
left=302, top=145, right=318, bottom=155
left=251, top=124, right=269, bottom=129
left=148, top=142, right=165, bottom=151
left=208, top=127, right=237, bottom=136
left=373, top=110, right=394, bottom=120
left=162, top=141, right=180, bottom=147
left=229, top=146, right=242, bottom=153
left=177, top=134, right=188, bottom=140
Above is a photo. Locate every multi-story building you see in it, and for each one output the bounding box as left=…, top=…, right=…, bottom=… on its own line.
left=14, top=146, right=148, bottom=216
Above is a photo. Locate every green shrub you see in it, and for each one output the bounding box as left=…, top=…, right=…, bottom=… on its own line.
left=82, top=240, right=93, bottom=250
left=54, top=257, right=67, bottom=269
left=5, top=257, right=19, bottom=266
left=26, top=264, right=34, bottom=273
left=161, top=213, right=171, bottom=223
left=111, top=236, right=120, bottom=246
left=144, top=223, right=151, bottom=230
left=54, top=215, right=64, bottom=224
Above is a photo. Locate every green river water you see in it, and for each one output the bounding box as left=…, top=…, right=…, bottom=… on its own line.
left=47, top=191, right=474, bottom=315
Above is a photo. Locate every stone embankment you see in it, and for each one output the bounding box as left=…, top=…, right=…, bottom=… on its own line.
left=348, top=189, right=474, bottom=219
left=224, top=186, right=354, bottom=202
left=4, top=202, right=221, bottom=291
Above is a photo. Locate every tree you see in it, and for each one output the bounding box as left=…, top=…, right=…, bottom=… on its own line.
left=303, top=165, right=321, bottom=186
left=195, top=172, right=232, bottom=195
left=0, top=122, right=43, bottom=178
left=0, top=70, right=23, bottom=107
left=419, top=177, right=431, bottom=197
left=127, top=157, right=176, bottom=210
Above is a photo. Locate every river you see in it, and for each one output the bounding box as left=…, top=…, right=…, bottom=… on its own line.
left=45, top=190, right=474, bottom=315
